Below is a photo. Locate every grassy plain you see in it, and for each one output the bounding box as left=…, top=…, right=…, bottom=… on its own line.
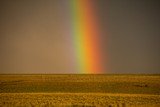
left=0, top=74, right=160, bottom=107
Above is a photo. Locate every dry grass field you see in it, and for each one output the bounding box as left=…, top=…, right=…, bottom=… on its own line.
left=0, top=74, right=160, bottom=107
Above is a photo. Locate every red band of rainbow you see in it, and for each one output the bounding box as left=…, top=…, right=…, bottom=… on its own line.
left=70, top=0, right=103, bottom=74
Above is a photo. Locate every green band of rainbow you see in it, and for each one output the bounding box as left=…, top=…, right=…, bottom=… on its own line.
left=70, top=0, right=103, bottom=74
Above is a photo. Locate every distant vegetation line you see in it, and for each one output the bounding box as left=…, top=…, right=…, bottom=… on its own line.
left=0, top=74, right=160, bottom=94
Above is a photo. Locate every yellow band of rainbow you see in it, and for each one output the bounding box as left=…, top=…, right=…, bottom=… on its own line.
left=70, top=0, right=103, bottom=74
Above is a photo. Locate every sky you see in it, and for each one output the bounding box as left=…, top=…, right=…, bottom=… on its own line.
left=0, top=0, right=160, bottom=74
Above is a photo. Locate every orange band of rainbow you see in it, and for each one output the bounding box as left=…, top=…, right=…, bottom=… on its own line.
left=70, top=0, right=103, bottom=74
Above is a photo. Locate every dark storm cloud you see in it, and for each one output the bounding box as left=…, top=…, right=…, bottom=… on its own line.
left=0, top=0, right=160, bottom=73
left=104, top=0, right=160, bottom=73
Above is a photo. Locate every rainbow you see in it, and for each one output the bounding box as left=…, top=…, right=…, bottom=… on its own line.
left=70, top=0, right=103, bottom=74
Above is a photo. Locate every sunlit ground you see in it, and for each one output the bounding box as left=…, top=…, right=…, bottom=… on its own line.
left=0, top=74, right=160, bottom=107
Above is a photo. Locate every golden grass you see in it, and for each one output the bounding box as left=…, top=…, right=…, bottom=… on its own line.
left=0, top=74, right=160, bottom=107
left=0, top=93, right=160, bottom=107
